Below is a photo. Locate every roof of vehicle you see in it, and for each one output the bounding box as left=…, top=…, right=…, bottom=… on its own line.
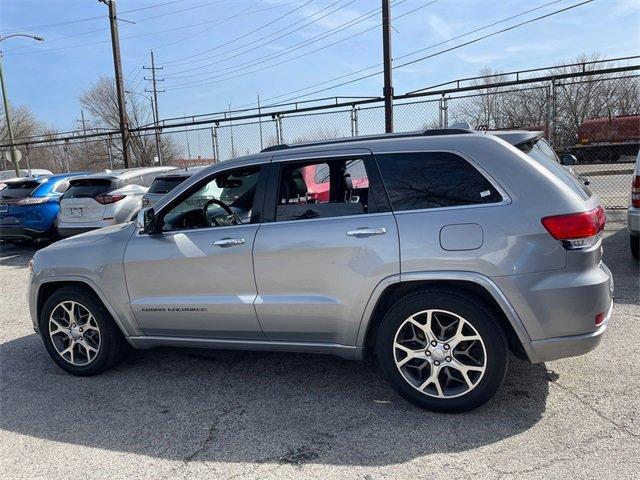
left=68, top=166, right=176, bottom=182
left=183, top=128, right=548, bottom=184
left=153, top=165, right=206, bottom=180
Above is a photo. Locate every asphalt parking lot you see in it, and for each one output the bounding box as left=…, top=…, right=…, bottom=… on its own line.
left=0, top=214, right=638, bottom=480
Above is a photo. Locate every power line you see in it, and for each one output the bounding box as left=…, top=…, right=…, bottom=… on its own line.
left=246, top=0, right=596, bottom=107
left=3, top=0, right=268, bottom=55
left=224, top=0, right=572, bottom=105
left=159, top=0, right=318, bottom=66
left=164, top=0, right=428, bottom=86
left=1, top=0, right=187, bottom=34
left=162, top=0, right=382, bottom=76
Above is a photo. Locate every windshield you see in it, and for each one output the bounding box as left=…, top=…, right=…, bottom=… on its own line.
left=63, top=179, right=114, bottom=199
left=0, top=180, right=41, bottom=200
left=148, top=176, right=188, bottom=194
left=519, top=138, right=591, bottom=200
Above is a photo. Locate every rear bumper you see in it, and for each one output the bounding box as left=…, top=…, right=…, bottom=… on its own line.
left=526, top=299, right=613, bottom=363
left=0, top=225, right=50, bottom=241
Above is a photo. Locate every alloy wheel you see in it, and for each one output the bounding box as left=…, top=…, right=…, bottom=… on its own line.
left=393, top=309, right=487, bottom=398
left=49, top=301, right=101, bottom=366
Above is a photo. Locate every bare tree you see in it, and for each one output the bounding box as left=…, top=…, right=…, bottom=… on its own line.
left=80, top=76, right=177, bottom=167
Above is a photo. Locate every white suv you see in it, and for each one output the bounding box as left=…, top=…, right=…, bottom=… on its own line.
left=57, top=167, right=175, bottom=238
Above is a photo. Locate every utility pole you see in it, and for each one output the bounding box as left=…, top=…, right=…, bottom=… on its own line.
left=100, top=0, right=130, bottom=168
left=144, top=50, right=164, bottom=165
left=0, top=53, right=19, bottom=176
left=382, top=0, right=394, bottom=133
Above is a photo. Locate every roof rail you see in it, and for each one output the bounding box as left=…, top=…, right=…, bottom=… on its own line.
left=259, top=128, right=474, bottom=153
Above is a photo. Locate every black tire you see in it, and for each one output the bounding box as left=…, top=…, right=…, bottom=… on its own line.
left=39, top=286, right=127, bottom=376
left=375, top=289, right=508, bottom=413
left=631, top=234, right=639, bottom=261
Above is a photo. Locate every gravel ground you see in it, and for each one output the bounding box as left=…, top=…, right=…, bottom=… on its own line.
left=1, top=214, right=638, bottom=480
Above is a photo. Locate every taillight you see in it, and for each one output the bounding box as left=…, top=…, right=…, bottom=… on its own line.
left=95, top=194, right=126, bottom=205
left=541, top=206, right=606, bottom=249
left=632, top=175, right=640, bottom=208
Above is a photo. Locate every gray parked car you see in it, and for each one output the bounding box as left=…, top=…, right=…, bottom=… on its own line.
left=141, top=166, right=206, bottom=209
left=628, top=150, right=640, bottom=260
left=28, top=129, right=613, bottom=412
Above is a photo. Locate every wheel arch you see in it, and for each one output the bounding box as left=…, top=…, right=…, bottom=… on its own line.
left=357, top=272, right=534, bottom=361
left=36, top=277, right=134, bottom=339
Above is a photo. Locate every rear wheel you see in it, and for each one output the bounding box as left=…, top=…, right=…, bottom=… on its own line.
left=39, top=286, right=127, bottom=376
left=631, top=234, right=639, bottom=261
left=376, top=289, right=508, bottom=413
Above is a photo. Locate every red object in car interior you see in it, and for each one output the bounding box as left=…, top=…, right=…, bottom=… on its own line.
left=632, top=175, right=640, bottom=208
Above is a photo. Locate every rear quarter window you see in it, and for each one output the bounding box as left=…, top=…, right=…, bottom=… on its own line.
left=63, top=179, right=114, bottom=199
left=0, top=180, right=41, bottom=199
left=376, top=152, right=503, bottom=211
left=148, top=176, right=187, bottom=194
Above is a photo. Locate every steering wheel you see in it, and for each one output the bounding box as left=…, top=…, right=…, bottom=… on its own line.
left=202, top=198, right=241, bottom=227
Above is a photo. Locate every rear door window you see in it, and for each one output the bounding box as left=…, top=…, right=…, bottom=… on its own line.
left=63, top=179, right=114, bottom=199
left=0, top=180, right=41, bottom=200
left=275, top=156, right=388, bottom=222
left=376, top=152, right=503, bottom=211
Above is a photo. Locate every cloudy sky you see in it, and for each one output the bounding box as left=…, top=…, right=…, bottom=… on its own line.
left=2, top=0, right=639, bottom=132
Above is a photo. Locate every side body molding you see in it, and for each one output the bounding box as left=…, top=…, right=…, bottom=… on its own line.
left=355, top=271, right=535, bottom=360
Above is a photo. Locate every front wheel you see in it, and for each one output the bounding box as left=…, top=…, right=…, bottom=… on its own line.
left=39, top=286, right=127, bottom=376
left=376, top=289, right=508, bottom=413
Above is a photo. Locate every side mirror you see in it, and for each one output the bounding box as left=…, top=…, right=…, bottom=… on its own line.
left=137, top=207, right=159, bottom=234
left=560, top=154, right=577, bottom=166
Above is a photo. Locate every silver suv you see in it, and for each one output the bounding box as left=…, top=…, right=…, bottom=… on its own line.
left=28, top=130, right=614, bottom=412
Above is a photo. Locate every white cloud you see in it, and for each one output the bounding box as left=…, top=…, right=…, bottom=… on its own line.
left=427, top=14, right=454, bottom=39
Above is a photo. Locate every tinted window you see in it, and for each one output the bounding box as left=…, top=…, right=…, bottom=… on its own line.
left=377, top=152, right=502, bottom=211
left=141, top=171, right=163, bottom=187
left=63, top=179, right=114, bottom=199
left=0, top=180, right=41, bottom=200
left=148, top=176, right=187, bottom=194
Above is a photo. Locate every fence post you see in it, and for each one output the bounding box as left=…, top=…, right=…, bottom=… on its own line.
left=438, top=95, right=444, bottom=128
left=211, top=125, right=219, bottom=163
left=63, top=140, right=70, bottom=173
left=350, top=105, right=358, bottom=137
left=276, top=114, right=284, bottom=144
left=443, top=95, right=449, bottom=128
left=24, top=145, right=31, bottom=173
left=550, top=78, right=557, bottom=148
left=106, top=136, right=114, bottom=170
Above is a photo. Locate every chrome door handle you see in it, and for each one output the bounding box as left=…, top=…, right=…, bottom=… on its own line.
left=346, top=227, right=386, bottom=238
left=213, top=238, right=246, bottom=247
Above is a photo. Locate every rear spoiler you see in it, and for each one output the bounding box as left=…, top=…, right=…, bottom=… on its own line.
left=490, top=130, right=545, bottom=150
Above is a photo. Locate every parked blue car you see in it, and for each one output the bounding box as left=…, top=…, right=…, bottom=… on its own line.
left=0, top=172, right=88, bottom=243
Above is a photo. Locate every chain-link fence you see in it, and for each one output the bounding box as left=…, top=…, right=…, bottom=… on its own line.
left=3, top=68, right=638, bottom=208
